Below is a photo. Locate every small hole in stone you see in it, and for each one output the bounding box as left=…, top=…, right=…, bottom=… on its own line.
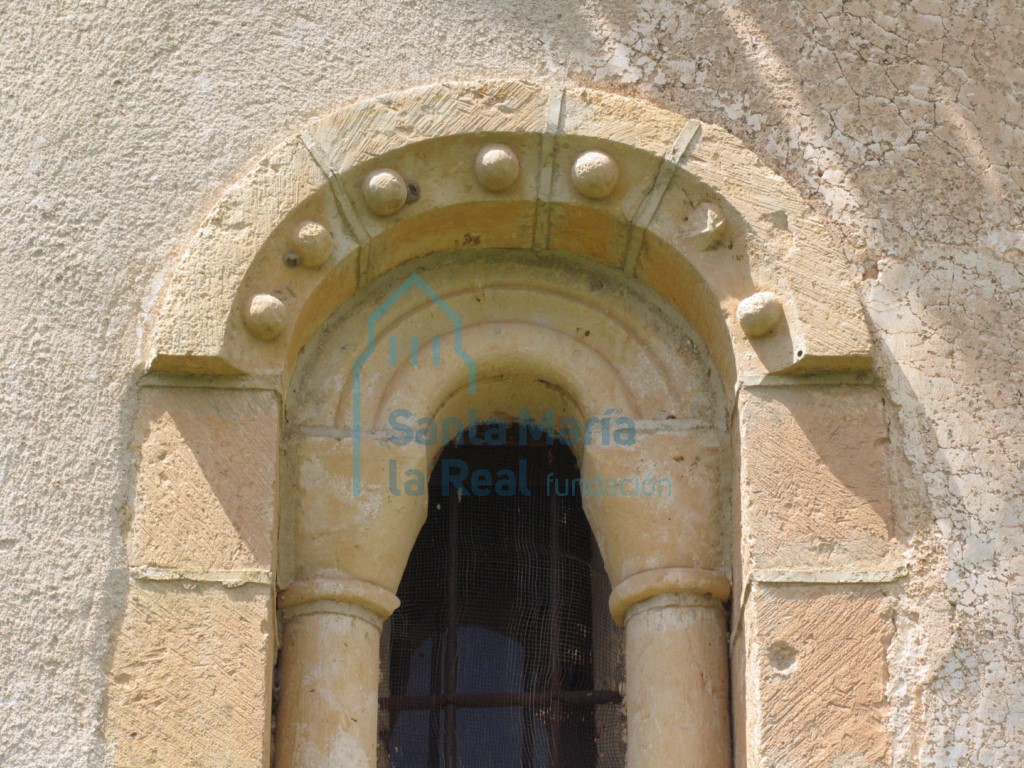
left=406, top=183, right=420, bottom=203
left=768, top=640, right=797, bottom=672
left=796, top=350, right=804, bottom=358
left=283, top=252, right=300, bottom=268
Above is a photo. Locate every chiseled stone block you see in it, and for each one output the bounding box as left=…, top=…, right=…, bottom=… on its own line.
left=745, top=583, right=893, bottom=767
left=581, top=428, right=727, bottom=584
left=130, top=387, right=278, bottom=573
left=152, top=134, right=329, bottom=374
left=106, top=580, right=273, bottom=768
left=739, top=385, right=894, bottom=575
left=283, top=434, right=427, bottom=592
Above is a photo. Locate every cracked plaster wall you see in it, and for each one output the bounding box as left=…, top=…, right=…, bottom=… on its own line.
left=1, top=1, right=1021, bottom=765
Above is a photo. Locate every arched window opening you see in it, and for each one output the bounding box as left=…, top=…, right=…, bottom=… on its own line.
left=379, top=427, right=626, bottom=768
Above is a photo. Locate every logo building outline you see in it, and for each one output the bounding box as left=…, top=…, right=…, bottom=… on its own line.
left=352, top=273, right=477, bottom=495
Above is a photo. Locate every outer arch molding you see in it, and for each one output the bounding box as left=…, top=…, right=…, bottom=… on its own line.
left=147, top=79, right=871, bottom=390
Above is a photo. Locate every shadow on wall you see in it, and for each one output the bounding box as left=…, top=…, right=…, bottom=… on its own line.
left=571, top=4, right=1021, bottom=762
left=582, top=0, right=1010, bottom=224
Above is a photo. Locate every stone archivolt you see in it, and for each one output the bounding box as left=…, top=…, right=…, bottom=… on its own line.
left=274, top=251, right=735, bottom=766
left=148, top=79, right=871, bottom=385
left=108, top=80, right=897, bottom=768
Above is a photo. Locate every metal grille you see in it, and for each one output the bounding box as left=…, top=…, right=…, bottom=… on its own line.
left=379, top=432, right=626, bottom=768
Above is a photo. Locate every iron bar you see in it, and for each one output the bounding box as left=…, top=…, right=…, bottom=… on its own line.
left=380, top=690, right=623, bottom=711
left=444, top=491, right=459, bottom=768
left=548, top=447, right=563, bottom=768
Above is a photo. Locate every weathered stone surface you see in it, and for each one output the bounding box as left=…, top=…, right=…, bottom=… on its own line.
left=275, top=612, right=381, bottom=768
left=147, top=79, right=871, bottom=383
left=244, top=293, right=287, bottom=340
left=343, top=133, right=541, bottom=281
left=281, top=435, right=428, bottom=592
left=582, top=429, right=727, bottom=584
left=683, top=125, right=873, bottom=368
left=150, top=134, right=330, bottom=373
left=635, top=217, right=748, bottom=387
left=361, top=168, right=408, bottom=217
left=212, top=189, right=362, bottom=379
left=739, top=385, right=896, bottom=577
left=546, top=138, right=662, bottom=267
left=562, top=86, right=691, bottom=157
left=570, top=150, right=619, bottom=199
left=474, top=143, right=520, bottom=192
left=289, top=254, right=717, bottom=431
left=105, top=581, right=273, bottom=768
left=291, top=221, right=333, bottom=269
left=4, top=4, right=1023, bottom=764
left=731, top=620, right=750, bottom=768
left=625, top=597, right=731, bottom=768
left=130, top=387, right=278, bottom=572
left=744, top=583, right=893, bottom=767
left=736, top=291, right=784, bottom=338
left=304, top=79, right=550, bottom=173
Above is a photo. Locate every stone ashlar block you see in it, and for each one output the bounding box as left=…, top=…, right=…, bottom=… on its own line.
left=745, top=583, right=893, bottom=767
left=130, top=387, right=278, bottom=572
left=739, top=385, right=894, bottom=575
left=283, top=435, right=427, bottom=592
left=581, top=429, right=727, bottom=585
left=105, top=580, right=273, bottom=768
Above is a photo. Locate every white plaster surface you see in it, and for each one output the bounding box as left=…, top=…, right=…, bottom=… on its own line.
left=1, top=1, right=1021, bottom=765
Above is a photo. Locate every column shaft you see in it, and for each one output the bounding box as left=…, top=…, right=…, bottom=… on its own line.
left=275, top=609, right=381, bottom=768
left=624, top=594, right=731, bottom=768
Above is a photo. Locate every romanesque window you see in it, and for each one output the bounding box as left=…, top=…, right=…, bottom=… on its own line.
left=114, top=81, right=885, bottom=768
left=379, top=430, right=626, bottom=768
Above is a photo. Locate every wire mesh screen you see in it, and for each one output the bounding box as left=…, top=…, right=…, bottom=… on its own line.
left=379, top=431, right=626, bottom=768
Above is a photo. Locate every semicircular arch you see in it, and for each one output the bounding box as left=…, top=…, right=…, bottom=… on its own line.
left=148, top=79, right=871, bottom=394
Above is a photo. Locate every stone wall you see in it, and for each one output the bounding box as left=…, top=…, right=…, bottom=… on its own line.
left=2, top=2, right=1021, bottom=766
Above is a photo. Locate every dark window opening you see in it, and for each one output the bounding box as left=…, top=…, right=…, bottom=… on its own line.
left=379, top=427, right=626, bottom=768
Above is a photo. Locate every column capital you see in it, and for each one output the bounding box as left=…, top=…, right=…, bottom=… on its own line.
left=278, top=577, right=400, bottom=622
left=609, top=567, right=730, bottom=626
